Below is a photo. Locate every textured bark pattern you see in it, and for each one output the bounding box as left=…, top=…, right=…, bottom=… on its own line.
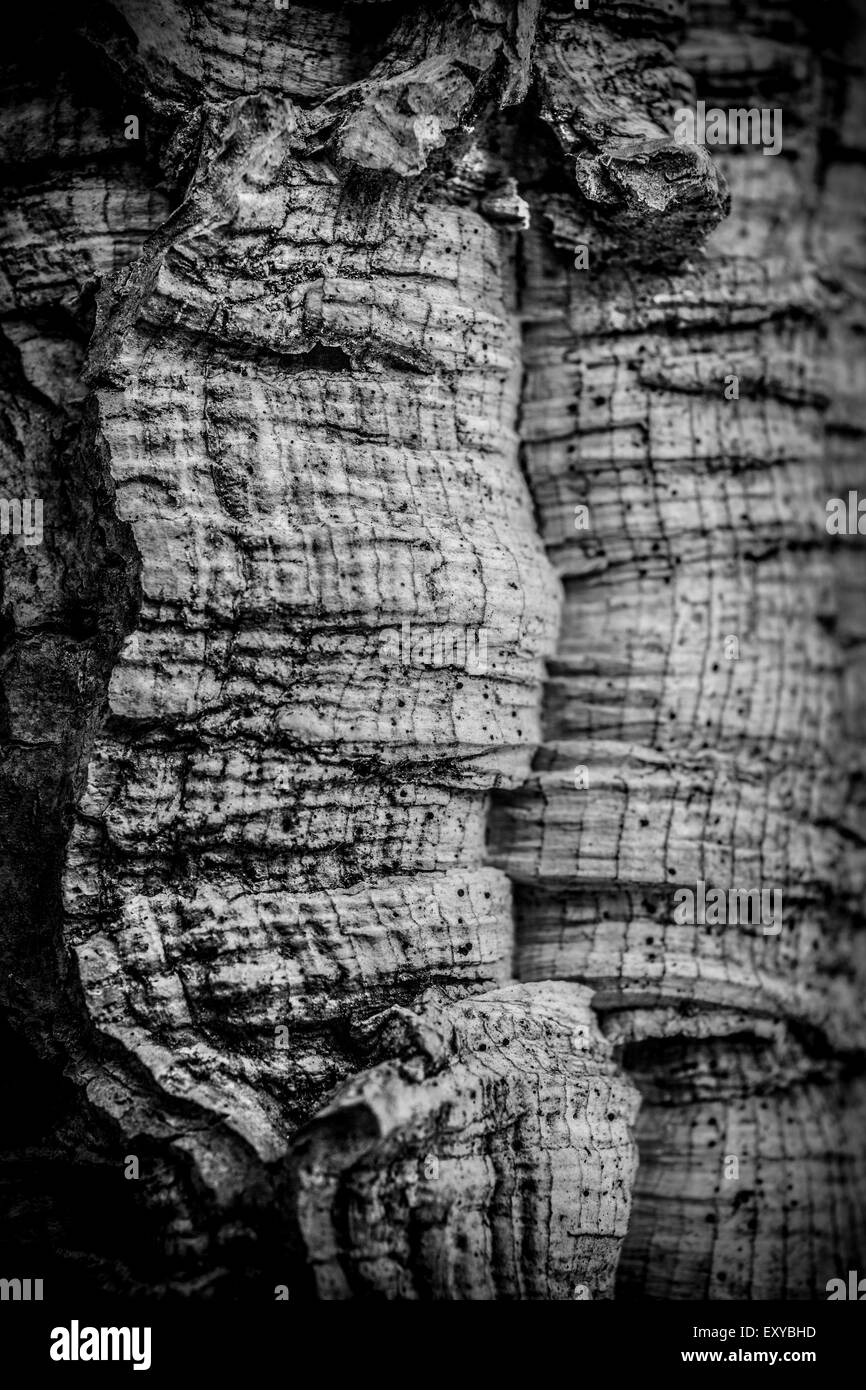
left=0, top=0, right=863, bottom=1300
left=492, top=0, right=866, bottom=1298
left=291, top=983, right=637, bottom=1299
left=2, top=0, right=641, bottom=1297
left=65, top=82, right=559, bottom=1151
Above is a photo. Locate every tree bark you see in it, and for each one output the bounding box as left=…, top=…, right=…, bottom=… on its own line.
left=0, top=0, right=863, bottom=1300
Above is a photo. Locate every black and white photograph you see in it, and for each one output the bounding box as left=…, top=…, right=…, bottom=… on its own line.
left=1, top=0, right=865, bottom=1364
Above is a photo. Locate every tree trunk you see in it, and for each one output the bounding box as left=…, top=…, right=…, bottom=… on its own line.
left=1, top=0, right=863, bottom=1300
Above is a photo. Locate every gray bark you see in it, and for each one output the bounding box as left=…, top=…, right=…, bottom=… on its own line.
left=0, top=0, right=863, bottom=1299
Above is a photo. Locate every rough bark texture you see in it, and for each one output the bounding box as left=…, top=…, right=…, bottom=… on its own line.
left=0, top=0, right=863, bottom=1300
left=493, top=0, right=866, bottom=1299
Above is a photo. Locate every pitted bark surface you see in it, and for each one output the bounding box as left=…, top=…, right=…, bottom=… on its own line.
left=0, top=0, right=863, bottom=1299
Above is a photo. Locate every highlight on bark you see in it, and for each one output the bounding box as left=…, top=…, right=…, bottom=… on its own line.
left=0, top=0, right=863, bottom=1301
